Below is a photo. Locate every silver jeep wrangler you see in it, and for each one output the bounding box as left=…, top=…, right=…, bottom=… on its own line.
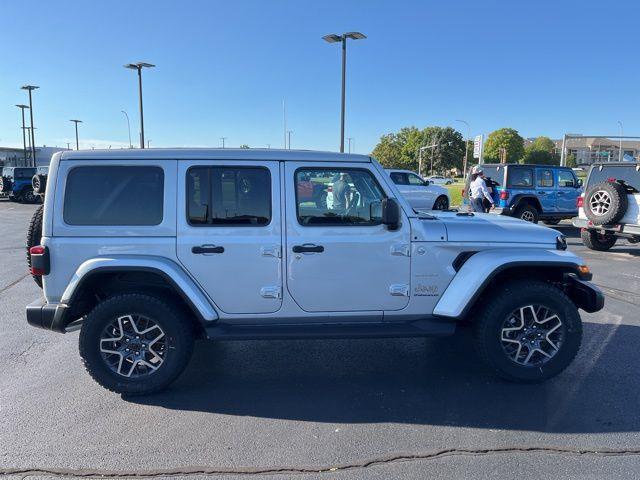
left=26, top=149, right=603, bottom=395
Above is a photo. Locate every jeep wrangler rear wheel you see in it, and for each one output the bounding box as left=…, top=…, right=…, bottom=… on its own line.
left=580, top=229, right=616, bottom=251
left=473, top=280, right=582, bottom=383
left=79, top=294, right=194, bottom=395
left=515, top=204, right=539, bottom=223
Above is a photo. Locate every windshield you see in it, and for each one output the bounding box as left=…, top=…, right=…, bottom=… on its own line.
left=588, top=164, right=640, bottom=191
left=13, top=168, right=35, bottom=179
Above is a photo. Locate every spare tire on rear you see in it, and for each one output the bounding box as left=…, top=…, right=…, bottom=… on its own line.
left=26, top=205, right=44, bottom=288
left=584, top=181, right=628, bottom=225
left=0, top=176, right=11, bottom=193
left=32, top=174, right=47, bottom=194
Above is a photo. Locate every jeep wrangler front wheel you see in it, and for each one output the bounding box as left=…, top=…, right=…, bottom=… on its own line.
left=473, top=280, right=582, bottom=383
left=79, top=294, right=194, bottom=395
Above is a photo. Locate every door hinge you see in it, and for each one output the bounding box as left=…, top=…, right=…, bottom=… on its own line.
left=261, top=245, right=281, bottom=258
left=390, top=243, right=410, bottom=257
left=260, top=286, right=282, bottom=299
left=389, top=284, right=410, bottom=296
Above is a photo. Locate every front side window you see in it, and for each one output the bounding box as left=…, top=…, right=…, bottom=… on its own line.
left=558, top=170, right=575, bottom=188
left=508, top=168, right=533, bottom=188
left=537, top=169, right=554, bottom=187
left=64, top=166, right=164, bottom=226
left=187, top=166, right=271, bottom=226
left=296, top=168, right=386, bottom=226
left=408, top=173, right=426, bottom=185
left=390, top=172, right=409, bottom=185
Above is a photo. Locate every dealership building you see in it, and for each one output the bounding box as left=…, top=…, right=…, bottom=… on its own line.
left=0, top=146, right=69, bottom=168
left=552, top=137, right=640, bottom=165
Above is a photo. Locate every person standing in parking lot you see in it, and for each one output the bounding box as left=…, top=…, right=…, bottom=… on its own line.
left=470, top=167, right=494, bottom=213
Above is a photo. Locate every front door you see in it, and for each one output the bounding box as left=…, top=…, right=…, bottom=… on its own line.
left=556, top=169, right=579, bottom=213
left=535, top=167, right=557, bottom=213
left=177, top=160, right=282, bottom=314
left=285, top=163, right=411, bottom=313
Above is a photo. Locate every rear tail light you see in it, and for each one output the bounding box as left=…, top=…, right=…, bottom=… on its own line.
left=577, top=196, right=584, bottom=208
left=499, top=190, right=509, bottom=200
left=29, top=245, right=50, bottom=276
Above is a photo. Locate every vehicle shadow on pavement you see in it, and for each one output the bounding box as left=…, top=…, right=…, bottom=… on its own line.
left=129, top=322, right=639, bottom=434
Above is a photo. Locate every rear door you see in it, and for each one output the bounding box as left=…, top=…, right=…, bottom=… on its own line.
left=176, top=160, right=282, bottom=314
left=285, top=162, right=411, bottom=313
left=535, top=167, right=557, bottom=213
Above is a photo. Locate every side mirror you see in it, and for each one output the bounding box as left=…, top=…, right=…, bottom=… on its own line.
left=382, top=198, right=401, bottom=230
left=423, top=180, right=430, bottom=186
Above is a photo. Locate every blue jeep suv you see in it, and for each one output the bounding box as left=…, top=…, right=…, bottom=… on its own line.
left=464, top=164, right=582, bottom=224
left=0, top=167, right=39, bottom=204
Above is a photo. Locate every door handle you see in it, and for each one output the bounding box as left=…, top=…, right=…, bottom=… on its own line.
left=292, top=244, right=324, bottom=253
left=192, top=245, right=224, bottom=254
left=557, top=191, right=565, bottom=195
left=537, top=191, right=546, bottom=195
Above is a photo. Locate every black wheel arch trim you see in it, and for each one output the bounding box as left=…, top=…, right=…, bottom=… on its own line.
left=510, top=195, right=542, bottom=213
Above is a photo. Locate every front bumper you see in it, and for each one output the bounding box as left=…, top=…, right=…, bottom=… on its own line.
left=567, top=276, right=605, bottom=313
left=26, top=298, right=69, bottom=333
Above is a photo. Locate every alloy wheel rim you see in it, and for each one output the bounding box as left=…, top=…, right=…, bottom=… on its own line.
left=100, top=314, right=168, bottom=378
left=500, top=305, right=565, bottom=367
left=521, top=210, right=535, bottom=222
left=589, top=190, right=611, bottom=216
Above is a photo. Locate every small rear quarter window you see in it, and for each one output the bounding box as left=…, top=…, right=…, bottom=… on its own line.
left=64, top=166, right=164, bottom=225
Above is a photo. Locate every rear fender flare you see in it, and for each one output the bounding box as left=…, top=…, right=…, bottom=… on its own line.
left=61, top=256, right=219, bottom=324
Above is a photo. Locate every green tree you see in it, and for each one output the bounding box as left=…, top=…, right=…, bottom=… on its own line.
left=565, top=154, right=577, bottom=168
left=371, top=126, right=465, bottom=175
left=483, top=128, right=525, bottom=163
left=521, top=136, right=559, bottom=165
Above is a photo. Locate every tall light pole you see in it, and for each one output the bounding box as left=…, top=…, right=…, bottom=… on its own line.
left=121, top=110, right=132, bottom=148
left=618, top=121, right=623, bottom=161
left=124, top=62, right=155, bottom=149
left=220, top=137, right=227, bottom=148
left=15, top=104, right=29, bottom=164
left=21, top=85, right=39, bottom=166
left=455, top=119, right=471, bottom=177
left=348, top=137, right=354, bottom=153
left=287, top=130, right=293, bottom=149
left=70, top=119, right=82, bottom=150
left=322, top=31, right=366, bottom=153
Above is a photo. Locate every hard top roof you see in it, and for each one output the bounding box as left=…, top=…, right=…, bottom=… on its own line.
left=58, top=148, right=372, bottom=163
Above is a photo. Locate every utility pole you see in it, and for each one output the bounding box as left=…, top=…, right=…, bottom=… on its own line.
left=287, top=130, right=293, bottom=149
left=70, top=119, right=82, bottom=150
left=618, top=121, right=623, bottom=161
left=21, top=85, right=39, bottom=166
left=220, top=137, right=227, bottom=148
left=282, top=99, right=287, bottom=149
left=15, top=104, right=29, bottom=164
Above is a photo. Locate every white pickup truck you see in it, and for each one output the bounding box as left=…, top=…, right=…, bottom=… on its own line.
left=26, top=149, right=602, bottom=395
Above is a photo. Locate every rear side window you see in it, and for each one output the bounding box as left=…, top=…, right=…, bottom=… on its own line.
left=537, top=169, right=554, bottom=187
left=187, top=167, right=271, bottom=226
left=64, top=166, right=164, bottom=226
left=508, top=168, right=534, bottom=188
left=390, top=172, right=409, bottom=185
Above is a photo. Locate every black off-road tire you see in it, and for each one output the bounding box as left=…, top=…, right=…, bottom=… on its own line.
left=32, top=174, right=47, bottom=194
left=515, top=204, right=539, bottom=223
left=79, top=294, right=194, bottom=396
left=580, top=228, right=617, bottom=251
left=26, top=205, right=44, bottom=288
left=473, top=280, right=582, bottom=383
left=543, top=219, right=561, bottom=225
left=584, top=181, right=628, bottom=225
left=433, top=195, right=449, bottom=210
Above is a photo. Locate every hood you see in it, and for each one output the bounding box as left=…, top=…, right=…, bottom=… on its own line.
left=418, top=211, right=562, bottom=246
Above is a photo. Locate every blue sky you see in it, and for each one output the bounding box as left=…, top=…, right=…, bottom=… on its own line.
left=2, top=0, right=639, bottom=153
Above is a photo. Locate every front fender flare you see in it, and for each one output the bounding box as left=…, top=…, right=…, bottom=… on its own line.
left=433, top=249, right=585, bottom=319
left=61, top=255, right=219, bottom=323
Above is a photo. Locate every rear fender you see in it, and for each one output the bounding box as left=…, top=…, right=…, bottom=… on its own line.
left=62, top=255, right=219, bottom=324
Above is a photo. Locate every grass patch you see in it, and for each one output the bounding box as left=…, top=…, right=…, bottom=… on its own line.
left=446, top=182, right=465, bottom=207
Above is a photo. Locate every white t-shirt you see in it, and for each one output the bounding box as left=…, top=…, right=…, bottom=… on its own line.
left=470, top=177, right=494, bottom=203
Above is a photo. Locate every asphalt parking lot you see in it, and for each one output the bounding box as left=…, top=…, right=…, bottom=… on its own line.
left=1, top=200, right=639, bottom=479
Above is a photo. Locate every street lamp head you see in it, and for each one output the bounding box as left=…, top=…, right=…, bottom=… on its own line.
left=15, top=104, right=29, bottom=109
left=21, top=85, right=39, bottom=91
left=124, top=62, right=155, bottom=70
left=70, top=119, right=83, bottom=124
left=345, top=32, right=366, bottom=40
left=322, top=34, right=342, bottom=43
